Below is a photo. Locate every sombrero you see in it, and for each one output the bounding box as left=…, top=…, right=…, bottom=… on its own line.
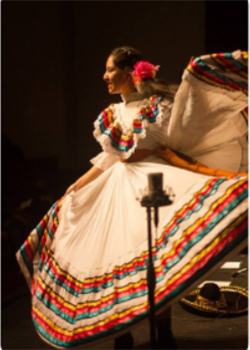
left=179, top=283, right=248, bottom=317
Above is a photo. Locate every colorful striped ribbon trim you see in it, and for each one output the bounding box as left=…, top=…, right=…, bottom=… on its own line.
left=96, top=95, right=163, bottom=152
left=211, top=52, right=248, bottom=79
left=31, top=211, right=247, bottom=347
left=26, top=177, right=247, bottom=345
left=188, top=54, right=248, bottom=95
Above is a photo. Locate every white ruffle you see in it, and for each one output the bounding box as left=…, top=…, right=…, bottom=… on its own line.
left=145, top=98, right=173, bottom=133
left=90, top=151, right=120, bottom=171
left=93, top=97, right=172, bottom=159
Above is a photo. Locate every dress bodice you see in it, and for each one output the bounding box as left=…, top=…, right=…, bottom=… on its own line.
left=114, top=96, right=173, bottom=150
left=91, top=93, right=173, bottom=170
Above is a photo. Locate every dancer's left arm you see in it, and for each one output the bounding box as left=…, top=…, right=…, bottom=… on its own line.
left=65, top=166, right=103, bottom=195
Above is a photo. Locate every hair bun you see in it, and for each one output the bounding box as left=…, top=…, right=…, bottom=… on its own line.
left=111, top=46, right=143, bottom=70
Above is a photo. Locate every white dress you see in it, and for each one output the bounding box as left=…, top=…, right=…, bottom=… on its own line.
left=16, top=50, right=248, bottom=349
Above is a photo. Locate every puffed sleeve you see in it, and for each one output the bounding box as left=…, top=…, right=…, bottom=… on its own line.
left=90, top=151, right=120, bottom=171
left=93, top=95, right=167, bottom=159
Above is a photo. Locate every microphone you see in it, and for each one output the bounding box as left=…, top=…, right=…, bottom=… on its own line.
left=139, top=173, right=174, bottom=348
left=148, top=173, right=163, bottom=197
left=141, top=173, right=173, bottom=208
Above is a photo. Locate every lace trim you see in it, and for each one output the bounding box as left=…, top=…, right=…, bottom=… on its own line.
left=90, top=152, right=120, bottom=171
left=93, top=95, right=170, bottom=159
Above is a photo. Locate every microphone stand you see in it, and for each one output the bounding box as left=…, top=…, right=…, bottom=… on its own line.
left=140, top=173, right=174, bottom=349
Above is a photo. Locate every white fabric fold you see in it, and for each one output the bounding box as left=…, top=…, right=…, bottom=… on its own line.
left=167, top=50, right=248, bottom=172
left=90, top=151, right=120, bottom=171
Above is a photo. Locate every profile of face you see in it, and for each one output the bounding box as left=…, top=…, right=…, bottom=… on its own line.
left=103, top=55, right=134, bottom=95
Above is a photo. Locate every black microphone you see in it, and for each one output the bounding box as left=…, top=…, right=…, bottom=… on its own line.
left=148, top=173, right=163, bottom=197
left=141, top=173, right=173, bottom=208
left=139, top=173, right=174, bottom=350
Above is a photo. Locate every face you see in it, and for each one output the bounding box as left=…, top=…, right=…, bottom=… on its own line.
left=103, top=55, right=132, bottom=95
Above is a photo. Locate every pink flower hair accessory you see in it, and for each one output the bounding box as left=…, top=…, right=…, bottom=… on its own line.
left=131, top=61, right=160, bottom=84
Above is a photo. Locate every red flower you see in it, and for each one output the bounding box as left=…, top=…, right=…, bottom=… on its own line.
left=131, top=61, right=160, bottom=81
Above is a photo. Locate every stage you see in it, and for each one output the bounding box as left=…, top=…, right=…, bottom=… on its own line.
left=2, top=252, right=247, bottom=350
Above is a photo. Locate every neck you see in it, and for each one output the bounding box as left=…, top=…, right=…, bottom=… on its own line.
left=121, top=81, right=137, bottom=100
left=120, top=90, right=144, bottom=104
left=121, top=88, right=137, bottom=101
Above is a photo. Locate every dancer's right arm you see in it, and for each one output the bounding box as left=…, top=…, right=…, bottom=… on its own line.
left=65, top=166, right=103, bottom=195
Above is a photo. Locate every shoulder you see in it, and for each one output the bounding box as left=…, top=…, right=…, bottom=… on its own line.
left=97, top=94, right=172, bottom=124
left=143, top=95, right=173, bottom=109
left=160, top=97, right=174, bottom=112
left=96, top=102, right=120, bottom=125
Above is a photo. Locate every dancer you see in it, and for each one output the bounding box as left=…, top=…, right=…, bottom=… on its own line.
left=17, top=46, right=248, bottom=349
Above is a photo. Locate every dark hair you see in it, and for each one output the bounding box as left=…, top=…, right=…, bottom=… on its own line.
left=111, top=46, right=143, bottom=71
left=110, top=46, right=178, bottom=100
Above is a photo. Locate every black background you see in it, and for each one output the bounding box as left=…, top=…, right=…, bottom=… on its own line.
left=2, top=1, right=248, bottom=172
left=1, top=0, right=248, bottom=314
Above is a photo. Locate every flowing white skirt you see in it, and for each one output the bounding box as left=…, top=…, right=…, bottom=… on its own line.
left=16, top=158, right=248, bottom=348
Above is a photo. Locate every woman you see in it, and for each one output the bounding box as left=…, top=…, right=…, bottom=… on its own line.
left=16, top=46, right=248, bottom=349
left=64, top=47, right=178, bottom=196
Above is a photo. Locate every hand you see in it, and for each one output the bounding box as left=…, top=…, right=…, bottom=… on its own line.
left=64, top=184, right=76, bottom=197
left=63, top=166, right=104, bottom=199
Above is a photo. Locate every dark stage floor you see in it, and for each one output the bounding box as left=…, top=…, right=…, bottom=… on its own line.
left=1, top=252, right=248, bottom=350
